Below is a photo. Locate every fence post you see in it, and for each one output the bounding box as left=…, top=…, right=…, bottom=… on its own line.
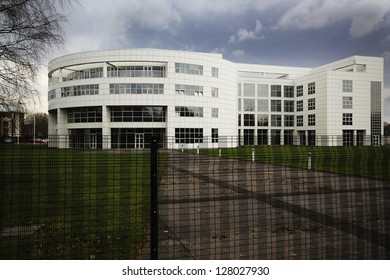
left=150, top=135, right=159, bottom=260
left=308, top=152, right=312, bottom=170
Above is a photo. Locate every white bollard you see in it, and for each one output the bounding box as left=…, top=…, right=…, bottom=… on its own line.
left=251, top=148, right=255, bottom=163
left=219, top=148, right=221, bottom=157
left=197, top=145, right=199, bottom=155
left=308, top=152, right=312, bottom=170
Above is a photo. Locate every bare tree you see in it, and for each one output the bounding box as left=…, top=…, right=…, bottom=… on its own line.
left=0, top=0, right=77, bottom=111
left=24, top=112, right=48, bottom=137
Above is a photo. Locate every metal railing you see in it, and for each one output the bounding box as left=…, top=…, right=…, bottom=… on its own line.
left=1, top=137, right=389, bottom=259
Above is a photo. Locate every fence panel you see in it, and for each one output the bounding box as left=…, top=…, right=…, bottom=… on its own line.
left=1, top=137, right=390, bottom=260
left=157, top=140, right=390, bottom=259
left=0, top=141, right=150, bottom=259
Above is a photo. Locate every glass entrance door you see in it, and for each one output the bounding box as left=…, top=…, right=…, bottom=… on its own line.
left=90, top=134, right=97, bottom=149
left=135, top=133, right=144, bottom=149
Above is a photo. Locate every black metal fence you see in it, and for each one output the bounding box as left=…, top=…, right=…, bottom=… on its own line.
left=1, top=138, right=390, bottom=259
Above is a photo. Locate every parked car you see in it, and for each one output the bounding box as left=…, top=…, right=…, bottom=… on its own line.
left=28, top=138, right=48, bottom=144
left=3, top=138, right=13, bottom=144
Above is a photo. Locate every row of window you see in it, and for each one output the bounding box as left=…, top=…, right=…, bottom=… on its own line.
left=61, top=84, right=99, bottom=97
left=109, top=83, right=164, bottom=95
left=241, top=96, right=353, bottom=113
left=67, top=106, right=220, bottom=123
left=240, top=99, right=295, bottom=112
left=58, top=84, right=219, bottom=97
left=175, top=84, right=204, bottom=96
left=107, top=66, right=166, bottom=78
left=175, top=106, right=203, bottom=117
left=174, top=107, right=219, bottom=118
left=175, top=63, right=219, bottom=77
left=67, top=107, right=102, bottom=123
left=240, top=113, right=354, bottom=127
left=174, top=128, right=220, bottom=143
left=239, top=129, right=295, bottom=146
left=296, top=82, right=316, bottom=96
left=371, top=81, right=382, bottom=136
left=65, top=68, right=103, bottom=81
left=111, top=106, right=166, bottom=122
left=60, top=63, right=219, bottom=83
left=239, top=129, right=367, bottom=146
left=239, top=114, right=295, bottom=127
left=239, top=84, right=295, bottom=98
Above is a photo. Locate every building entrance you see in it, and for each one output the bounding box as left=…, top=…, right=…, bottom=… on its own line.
left=135, top=133, right=144, bottom=149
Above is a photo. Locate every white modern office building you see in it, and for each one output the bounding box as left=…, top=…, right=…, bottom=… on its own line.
left=47, top=48, right=383, bottom=149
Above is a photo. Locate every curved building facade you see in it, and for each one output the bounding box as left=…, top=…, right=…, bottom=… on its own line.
left=48, top=49, right=383, bottom=148
left=48, top=49, right=238, bottom=148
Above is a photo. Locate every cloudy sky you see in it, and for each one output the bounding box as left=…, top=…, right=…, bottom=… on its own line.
left=39, top=0, right=390, bottom=121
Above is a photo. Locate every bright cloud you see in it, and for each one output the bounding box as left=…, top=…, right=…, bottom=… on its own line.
left=232, top=50, right=245, bottom=56
left=229, top=20, right=264, bottom=43
left=273, top=0, right=390, bottom=38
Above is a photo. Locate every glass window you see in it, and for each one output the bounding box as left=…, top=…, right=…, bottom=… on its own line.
left=66, top=67, right=103, bottom=81
left=371, top=81, right=382, bottom=139
left=257, top=114, right=268, bottom=126
left=212, top=108, right=218, bottom=118
left=175, top=128, right=203, bottom=143
left=284, top=86, right=294, bottom=97
left=212, top=128, right=219, bottom=143
left=308, top=114, right=316, bottom=126
left=243, top=83, right=256, bottom=97
left=297, top=115, right=303, bottom=127
left=211, top=67, right=219, bottom=77
left=343, top=80, right=353, bottom=92
left=212, top=87, right=219, bottom=97
left=308, top=98, right=316, bottom=110
left=257, top=99, right=268, bottom=112
left=296, top=85, right=303, bottom=97
left=257, top=84, right=268, bottom=97
left=284, top=115, right=294, bottom=127
left=244, top=99, right=255, bottom=111
left=296, top=100, right=303, bottom=112
left=284, top=130, right=294, bottom=145
left=68, top=107, right=102, bottom=123
left=271, top=100, right=281, bottom=112
left=62, top=84, right=99, bottom=97
left=257, top=129, right=268, bottom=145
left=308, top=82, right=316, bottom=95
left=271, top=115, right=281, bottom=127
left=244, top=114, right=255, bottom=126
left=109, top=84, right=163, bottom=95
left=175, top=63, right=203, bottom=75
left=271, top=85, right=281, bottom=97
left=107, top=65, right=166, bottom=78
left=175, top=106, right=203, bottom=117
left=110, top=106, right=166, bottom=122
left=175, top=84, right=203, bottom=96
left=271, top=130, right=281, bottom=145
left=243, top=129, right=254, bottom=145
left=343, top=130, right=354, bottom=146
left=343, top=113, right=353, bottom=125
left=342, top=96, right=353, bottom=109
left=284, top=100, right=294, bottom=112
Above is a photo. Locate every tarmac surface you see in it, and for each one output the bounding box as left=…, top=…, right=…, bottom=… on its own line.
left=140, top=152, right=390, bottom=259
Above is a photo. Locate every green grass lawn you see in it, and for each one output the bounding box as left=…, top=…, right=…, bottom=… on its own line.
left=193, top=145, right=390, bottom=181
left=0, top=145, right=167, bottom=260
